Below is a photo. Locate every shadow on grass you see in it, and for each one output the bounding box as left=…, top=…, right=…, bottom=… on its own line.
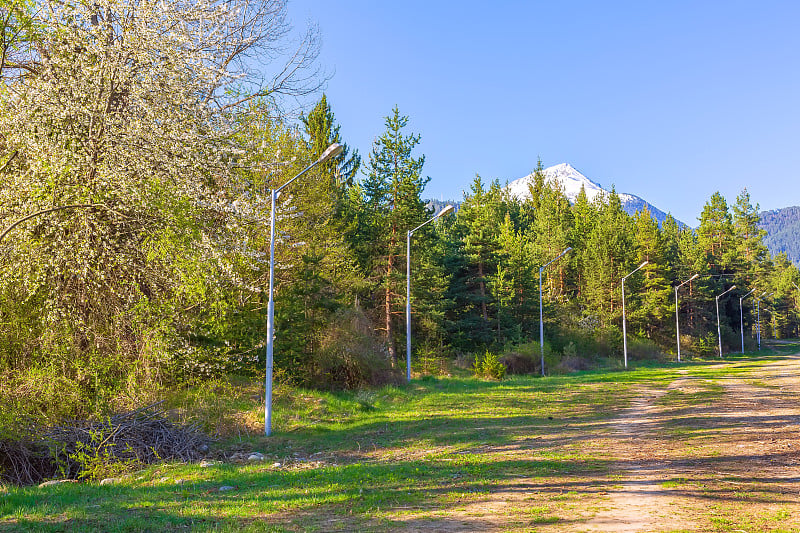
left=4, top=447, right=800, bottom=532
left=4, top=347, right=800, bottom=532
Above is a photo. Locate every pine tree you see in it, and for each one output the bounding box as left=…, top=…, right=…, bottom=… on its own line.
left=301, top=94, right=361, bottom=186
left=697, top=192, right=737, bottom=274
left=583, top=189, right=635, bottom=324
left=492, top=212, right=537, bottom=343
left=454, top=176, right=504, bottom=346
left=361, top=107, right=430, bottom=366
left=630, top=208, right=672, bottom=340
left=529, top=172, right=573, bottom=298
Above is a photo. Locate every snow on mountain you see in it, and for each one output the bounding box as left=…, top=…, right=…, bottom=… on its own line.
left=506, top=163, right=680, bottom=226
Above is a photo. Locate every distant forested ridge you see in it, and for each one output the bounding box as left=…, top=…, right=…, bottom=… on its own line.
left=759, top=206, right=800, bottom=266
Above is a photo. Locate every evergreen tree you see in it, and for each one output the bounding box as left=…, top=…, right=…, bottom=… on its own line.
left=631, top=209, right=672, bottom=340
left=301, top=94, right=361, bottom=186
left=453, top=176, right=504, bottom=347
left=529, top=172, right=573, bottom=298
left=697, top=192, right=737, bottom=274
left=695, top=192, right=738, bottom=337
left=361, top=107, right=430, bottom=366
left=583, top=190, right=635, bottom=325
left=492, top=212, right=537, bottom=343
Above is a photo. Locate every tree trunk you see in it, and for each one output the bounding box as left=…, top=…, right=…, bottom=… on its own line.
left=478, top=260, right=488, bottom=323
left=386, top=226, right=397, bottom=367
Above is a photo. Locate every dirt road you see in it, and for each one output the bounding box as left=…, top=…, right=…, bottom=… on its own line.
left=408, top=355, right=800, bottom=532
left=578, top=355, right=800, bottom=532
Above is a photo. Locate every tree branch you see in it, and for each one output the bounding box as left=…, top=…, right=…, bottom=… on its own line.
left=0, top=203, right=117, bottom=244
left=0, top=150, right=17, bottom=174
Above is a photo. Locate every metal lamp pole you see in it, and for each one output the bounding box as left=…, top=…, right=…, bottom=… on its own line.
left=265, top=143, right=343, bottom=436
left=715, top=285, right=736, bottom=358
left=794, top=282, right=800, bottom=338
left=539, top=247, right=572, bottom=376
left=675, top=274, right=699, bottom=362
left=406, top=205, right=455, bottom=382
left=621, top=261, right=648, bottom=369
left=739, top=288, right=756, bottom=354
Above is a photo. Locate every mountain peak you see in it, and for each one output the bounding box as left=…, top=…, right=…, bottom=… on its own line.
left=506, top=163, right=681, bottom=226
left=507, top=163, right=605, bottom=202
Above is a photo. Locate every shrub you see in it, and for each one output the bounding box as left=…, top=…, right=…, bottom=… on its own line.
left=415, top=345, right=448, bottom=376
left=500, top=342, right=538, bottom=375
left=472, top=351, right=506, bottom=380
left=626, top=336, right=665, bottom=361
left=306, top=308, right=401, bottom=390
left=693, top=332, right=718, bottom=358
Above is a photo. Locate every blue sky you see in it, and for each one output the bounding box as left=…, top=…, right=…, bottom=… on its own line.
left=285, top=1, right=800, bottom=224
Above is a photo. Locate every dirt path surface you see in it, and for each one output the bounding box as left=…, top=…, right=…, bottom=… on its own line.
left=410, top=355, right=800, bottom=532
left=581, top=388, right=685, bottom=532
left=576, top=355, right=800, bottom=532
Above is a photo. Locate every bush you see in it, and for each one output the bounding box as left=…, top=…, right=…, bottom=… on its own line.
left=305, top=308, right=401, bottom=390
left=472, top=351, right=506, bottom=380
left=415, top=345, right=449, bottom=377
left=693, top=332, right=718, bottom=358
left=625, top=336, right=665, bottom=361
left=500, top=342, right=538, bottom=375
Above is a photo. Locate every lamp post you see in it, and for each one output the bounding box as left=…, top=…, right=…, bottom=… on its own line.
left=621, top=261, right=648, bottom=369
left=539, top=247, right=572, bottom=376
left=675, top=274, right=699, bottom=362
left=715, top=285, right=736, bottom=358
left=739, top=288, right=756, bottom=354
left=794, top=282, right=800, bottom=338
left=754, top=292, right=772, bottom=351
left=406, top=205, right=455, bottom=382
left=264, top=143, right=343, bottom=436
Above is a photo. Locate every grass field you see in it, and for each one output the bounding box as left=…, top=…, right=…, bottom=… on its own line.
left=3, top=344, right=800, bottom=532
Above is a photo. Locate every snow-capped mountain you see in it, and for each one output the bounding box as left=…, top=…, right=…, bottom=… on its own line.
left=506, top=163, right=679, bottom=226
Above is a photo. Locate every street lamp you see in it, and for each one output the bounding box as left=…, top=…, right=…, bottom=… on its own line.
left=793, top=282, right=800, bottom=338
left=675, top=274, right=699, bottom=362
left=406, top=204, right=455, bottom=382
left=539, top=247, right=572, bottom=376
left=621, top=261, right=648, bottom=369
left=739, top=288, right=756, bottom=354
left=264, top=143, right=343, bottom=436
left=715, top=285, right=736, bottom=358
left=754, top=292, right=773, bottom=350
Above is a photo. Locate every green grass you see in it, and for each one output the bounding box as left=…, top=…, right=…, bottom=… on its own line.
left=2, top=344, right=799, bottom=532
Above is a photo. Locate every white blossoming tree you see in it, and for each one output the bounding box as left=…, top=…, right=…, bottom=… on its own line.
left=0, top=0, right=322, bottom=408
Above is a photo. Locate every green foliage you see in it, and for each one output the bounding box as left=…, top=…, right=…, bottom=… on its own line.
left=359, top=106, right=432, bottom=365
left=1, top=0, right=799, bottom=436
left=58, top=422, right=142, bottom=481
left=415, top=345, right=448, bottom=376
left=693, top=332, right=718, bottom=358
left=302, top=308, right=400, bottom=390
left=499, top=342, right=538, bottom=375
left=472, top=350, right=506, bottom=380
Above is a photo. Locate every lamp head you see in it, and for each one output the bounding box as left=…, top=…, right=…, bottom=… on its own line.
left=318, top=143, right=344, bottom=164
left=437, top=204, right=455, bottom=217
